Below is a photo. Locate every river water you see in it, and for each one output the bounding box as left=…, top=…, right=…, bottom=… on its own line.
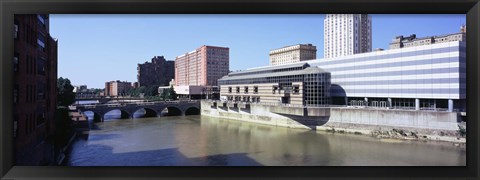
left=64, top=114, right=465, bottom=166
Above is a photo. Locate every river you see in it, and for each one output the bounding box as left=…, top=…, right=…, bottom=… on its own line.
left=64, top=113, right=465, bottom=166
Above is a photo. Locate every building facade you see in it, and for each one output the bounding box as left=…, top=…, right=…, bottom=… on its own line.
left=175, top=45, right=229, bottom=86
left=13, top=14, right=58, bottom=165
left=218, top=63, right=331, bottom=106
left=137, top=56, right=174, bottom=87
left=269, top=44, right=317, bottom=66
left=309, top=41, right=465, bottom=112
left=105, top=80, right=132, bottom=97
left=389, top=25, right=466, bottom=49
left=223, top=41, right=465, bottom=112
left=324, top=14, right=372, bottom=58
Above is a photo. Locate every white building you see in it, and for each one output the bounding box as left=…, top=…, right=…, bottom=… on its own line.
left=269, top=44, right=317, bottom=65
left=241, top=41, right=465, bottom=112
left=324, top=14, right=372, bottom=58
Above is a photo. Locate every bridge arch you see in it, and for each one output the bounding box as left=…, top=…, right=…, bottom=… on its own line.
left=104, top=109, right=131, bottom=120
left=161, top=106, right=183, bottom=116
left=184, top=107, right=200, bottom=115
left=133, top=107, right=159, bottom=118
left=84, top=111, right=103, bottom=122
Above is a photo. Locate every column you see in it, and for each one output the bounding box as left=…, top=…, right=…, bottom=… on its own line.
left=448, top=99, right=454, bottom=112
left=388, top=98, right=392, bottom=108
left=364, top=97, right=368, bottom=106
left=415, top=98, right=420, bottom=110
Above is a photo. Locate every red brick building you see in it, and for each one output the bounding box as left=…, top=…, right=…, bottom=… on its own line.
left=175, top=45, right=229, bottom=86
left=13, top=14, right=58, bottom=165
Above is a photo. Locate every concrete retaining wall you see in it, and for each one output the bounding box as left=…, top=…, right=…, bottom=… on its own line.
left=327, top=108, right=458, bottom=130
left=201, top=101, right=460, bottom=131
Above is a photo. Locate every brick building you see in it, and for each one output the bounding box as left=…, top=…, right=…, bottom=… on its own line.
left=137, top=56, right=174, bottom=87
left=13, top=14, right=58, bottom=165
left=175, top=45, right=229, bottom=86
left=105, top=80, right=132, bottom=97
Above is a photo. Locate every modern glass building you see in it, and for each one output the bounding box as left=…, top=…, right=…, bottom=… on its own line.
left=223, top=41, right=465, bottom=112
left=314, top=41, right=464, bottom=111
left=218, top=64, right=331, bottom=107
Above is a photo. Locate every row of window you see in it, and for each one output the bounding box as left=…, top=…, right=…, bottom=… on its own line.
left=228, top=86, right=259, bottom=94
left=13, top=83, right=46, bottom=104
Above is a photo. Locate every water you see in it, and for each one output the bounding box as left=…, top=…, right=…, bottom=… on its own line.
left=63, top=115, right=465, bottom=166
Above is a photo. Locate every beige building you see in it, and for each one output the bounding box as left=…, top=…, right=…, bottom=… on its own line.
left=269, top=44, right=317, bottom=66
left=389, top=25, right=466, bottom=49
left=218, top=63, right=331, bottom=107
left=105, top=80, right=132, bottom=97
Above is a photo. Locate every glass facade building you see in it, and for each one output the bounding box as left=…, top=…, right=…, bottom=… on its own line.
left=218, top=63, right=331, bottom=106
left=222, top=41, right=465, bottom=112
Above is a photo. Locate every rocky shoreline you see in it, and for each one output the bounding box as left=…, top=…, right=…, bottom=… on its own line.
left=316, top=123, right=466, bottom=145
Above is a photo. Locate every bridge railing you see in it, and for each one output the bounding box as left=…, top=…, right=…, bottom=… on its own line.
left=75, top=100, right=200, bottom=109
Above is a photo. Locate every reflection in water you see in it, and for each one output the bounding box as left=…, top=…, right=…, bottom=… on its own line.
left=64, top=115, right=466, bottom=166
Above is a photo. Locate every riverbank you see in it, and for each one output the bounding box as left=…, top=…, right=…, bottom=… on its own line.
left=315, top=123, right=466, bottom=144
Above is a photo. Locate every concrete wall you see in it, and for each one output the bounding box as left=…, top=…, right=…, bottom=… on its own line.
left=201, top=101, right=459, bottom=131
left=327, top=108, right=458, bottom=130
left=202, top=101, right=315, bottom=129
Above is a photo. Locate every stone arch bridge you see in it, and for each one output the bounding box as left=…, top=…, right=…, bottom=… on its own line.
left=75, top=101, right=200, bottom=122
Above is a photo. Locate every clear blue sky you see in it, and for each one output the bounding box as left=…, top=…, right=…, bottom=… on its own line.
left=49, top=14, right=465, bottom=88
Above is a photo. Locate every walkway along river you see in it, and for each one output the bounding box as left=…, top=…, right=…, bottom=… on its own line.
left=63, top=112, right=465, bottom=166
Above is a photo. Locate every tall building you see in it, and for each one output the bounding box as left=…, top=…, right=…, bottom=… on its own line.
left=175, top=45, right=229, bottom=86
left=269, top=44, right=317, bottom=66
left=389, top=25, right=466, bottom=49
left=13, top=14, right=58, bottom=165
left=137, top=56, right=175, bottom=87
left=104, top=80, right=132, bottom=97
left=324, top=14, right=372, bottom=58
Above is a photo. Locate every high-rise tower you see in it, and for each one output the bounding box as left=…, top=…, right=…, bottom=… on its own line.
left=324, top=14, right=372, bottom=58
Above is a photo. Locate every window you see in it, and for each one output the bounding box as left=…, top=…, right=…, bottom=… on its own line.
left=14, top=53, right=19, bottom=72
left=37, top=57, right=46, bottom=75
left=37, top=14, right=46, bottom=27
left=272, top=86, right=278, bottom=94
left=37, top=82, right=45, bottom=100
left=37, top=32, right=46, bottom=51
left=236, top=86, right=240, bottom=93
left=37, top=112, right=46, bottom=125
left=14, top=24, right=18, bottom=39
left=14, top=84, right=19, bottom=104
left=293, top=85, right=300, bottom=94
left=244, top=86, right=248, bottom=94
left=228, top=87, right=232, bottom=93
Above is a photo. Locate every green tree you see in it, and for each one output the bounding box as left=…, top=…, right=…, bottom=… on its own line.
left=168, top=85, right=177, bottom=100
left=57, top=77, right=76, bottom=106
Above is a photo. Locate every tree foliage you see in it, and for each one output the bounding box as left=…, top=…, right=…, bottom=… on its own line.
left=160, top=85, right=178, bottom=100
left=57, top=77, right=76, bottom=106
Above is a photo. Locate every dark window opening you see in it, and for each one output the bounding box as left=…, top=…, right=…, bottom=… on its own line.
left=37, top=58, right=46, bottom=75
left=37, top=112, right=46, bottom=125
left=14, top=52, right=19, bottom=72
